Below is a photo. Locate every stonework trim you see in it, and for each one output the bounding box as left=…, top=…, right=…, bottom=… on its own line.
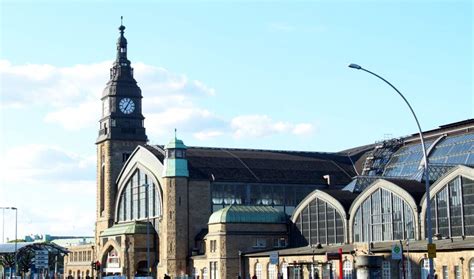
left=116, top=145, right=165, bottom=187
left=114, top=161, right=164, bottom=221
left=419, top=165, right=474, bottom=239
left=348, top=179, right=420, bottom=242
left=291, top=189, right=349, bottom=242
left=98, top=238, right=122, bottom=266
left=291, top=189, right=348, bottom=222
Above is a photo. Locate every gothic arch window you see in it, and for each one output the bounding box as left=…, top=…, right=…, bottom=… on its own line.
left=202, top=267, right=208, bottom=279
left=353, top=188, right=415, bottom=242
left=427, top=176, right=474, bottom=238
left=117, top=168, right=162, bottom=222
left=293, top=194, right=345, bottom=245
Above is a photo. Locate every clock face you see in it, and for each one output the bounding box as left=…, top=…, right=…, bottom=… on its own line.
left=119, top=98, right=135, bottom=114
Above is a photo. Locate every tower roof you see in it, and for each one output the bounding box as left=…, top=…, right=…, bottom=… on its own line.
left=165, top=131, right=187, bottom=149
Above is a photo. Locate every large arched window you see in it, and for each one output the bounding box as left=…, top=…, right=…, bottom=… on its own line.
left=353, top=188, right=415, bottom=242
left=294, top=196, right=345, bottom=245
left=428, top=176, right=474, bottom=237
left=117, top=168, right=162, bottom=222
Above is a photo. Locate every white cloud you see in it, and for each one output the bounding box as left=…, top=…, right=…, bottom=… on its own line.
left=230, top=114, right=314, bottom=138
left=193, top=130, right=225, bottom=140
left=292, top=123, right=314, bottom=135
left=0, top=144, right=95, bottom=184
left=0, top=144, right=96, bottom=238
left=44, top=101, right=99, bottom=130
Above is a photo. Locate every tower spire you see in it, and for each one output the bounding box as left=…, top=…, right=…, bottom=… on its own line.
left=108, top=17, right=134, bottom=81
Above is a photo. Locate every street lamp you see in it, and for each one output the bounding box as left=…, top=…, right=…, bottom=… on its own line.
left=143, top=184, right=151, bottom=278
left=0, top=207, right=18, bottom=277
left=348, top=63, right=434, bottom=278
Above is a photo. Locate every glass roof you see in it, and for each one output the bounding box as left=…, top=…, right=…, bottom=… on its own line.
left=429, top=132, right=474, bottom=166
left=383, top=132, right=474, bottom=178
left=383, top=140, right=435, bottom=178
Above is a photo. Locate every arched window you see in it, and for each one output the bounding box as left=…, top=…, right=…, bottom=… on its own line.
left=353, top=188, right=415, bottom=242
left=343, top=260, right=353, bottom=279
left=381, top=260, right=390, bottom=279
left=294, top=197, right=345, bottom=245
left=429, top=176, right=474, bottom=237
left=420, top=259, right=435, bottom=279
left=117, top=168, right=162, bottom=222
left=106, top=248, right=120, bottom=268
left=281, top=262, right=288, bottom=279
left=470, top=258, right=474, bottom=279
left=268, top=264, right=277, bottom=279
left=255, top=263, right=262, bottom=279
left=202, top=267, right=208, bottom=279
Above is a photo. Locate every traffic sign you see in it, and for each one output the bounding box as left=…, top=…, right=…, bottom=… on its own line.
left=269, top=252, right=279, bottom=265
left=427, top=244, right=436, bottom=258
left=35, top=250, right=49, bottom=268
left=391, top=243, right=402, bottom=260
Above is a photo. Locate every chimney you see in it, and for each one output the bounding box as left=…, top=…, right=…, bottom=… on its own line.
left=323, top=175, right=331, bottom=186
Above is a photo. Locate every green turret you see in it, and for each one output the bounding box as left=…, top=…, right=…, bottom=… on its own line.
left=162, top=131, right=189, bottom=177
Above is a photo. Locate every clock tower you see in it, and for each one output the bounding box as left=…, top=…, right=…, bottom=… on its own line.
left=95, top=22, right=147, bottom=245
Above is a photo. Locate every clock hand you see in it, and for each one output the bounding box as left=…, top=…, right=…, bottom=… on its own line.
left=124, top=100, right=131, bottom=111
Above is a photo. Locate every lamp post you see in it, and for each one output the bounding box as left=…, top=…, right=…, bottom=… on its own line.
left=348, top=63, right=434, bottom=278
left=143, top=183, right=151, bottom=278
left=0, top=207, right=18, bottom=278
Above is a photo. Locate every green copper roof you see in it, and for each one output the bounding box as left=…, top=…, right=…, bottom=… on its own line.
left=208, top=205, right=287, bottom=224
left=163, top=158, right=189, bottom=177
left=100, top=222, right=154, bottom=237
left=165, top=137, right=187, bottom=150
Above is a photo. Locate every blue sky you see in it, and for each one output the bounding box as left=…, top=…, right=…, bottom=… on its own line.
left=0, top=0, right=472, bottom=238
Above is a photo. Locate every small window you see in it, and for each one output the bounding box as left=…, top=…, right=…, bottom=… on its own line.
left=455, top=265, right=461, bottom=279
left=442, top=266, right=448, bottom=279
left=343, top=260, right=353, bottom=279
left=176, top=149, right=184, bottom=158
left=210, top=240, right=217, bottom=253
left=255, top=238, right=267, bottom=248
left=273, top=237, right=287, bottom=248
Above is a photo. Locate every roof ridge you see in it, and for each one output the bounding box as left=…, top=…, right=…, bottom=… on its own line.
left=154, top=144, right=343, bottom=155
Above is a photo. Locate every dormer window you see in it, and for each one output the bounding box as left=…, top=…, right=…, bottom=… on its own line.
left=176, top=150, right=185, bottom=158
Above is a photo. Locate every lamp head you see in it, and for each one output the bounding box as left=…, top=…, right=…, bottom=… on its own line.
left=348, top=63, right=362, bottom=70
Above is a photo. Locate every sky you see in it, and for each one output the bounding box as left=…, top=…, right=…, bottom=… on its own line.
left=0, top=0, right=472, bottom=240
